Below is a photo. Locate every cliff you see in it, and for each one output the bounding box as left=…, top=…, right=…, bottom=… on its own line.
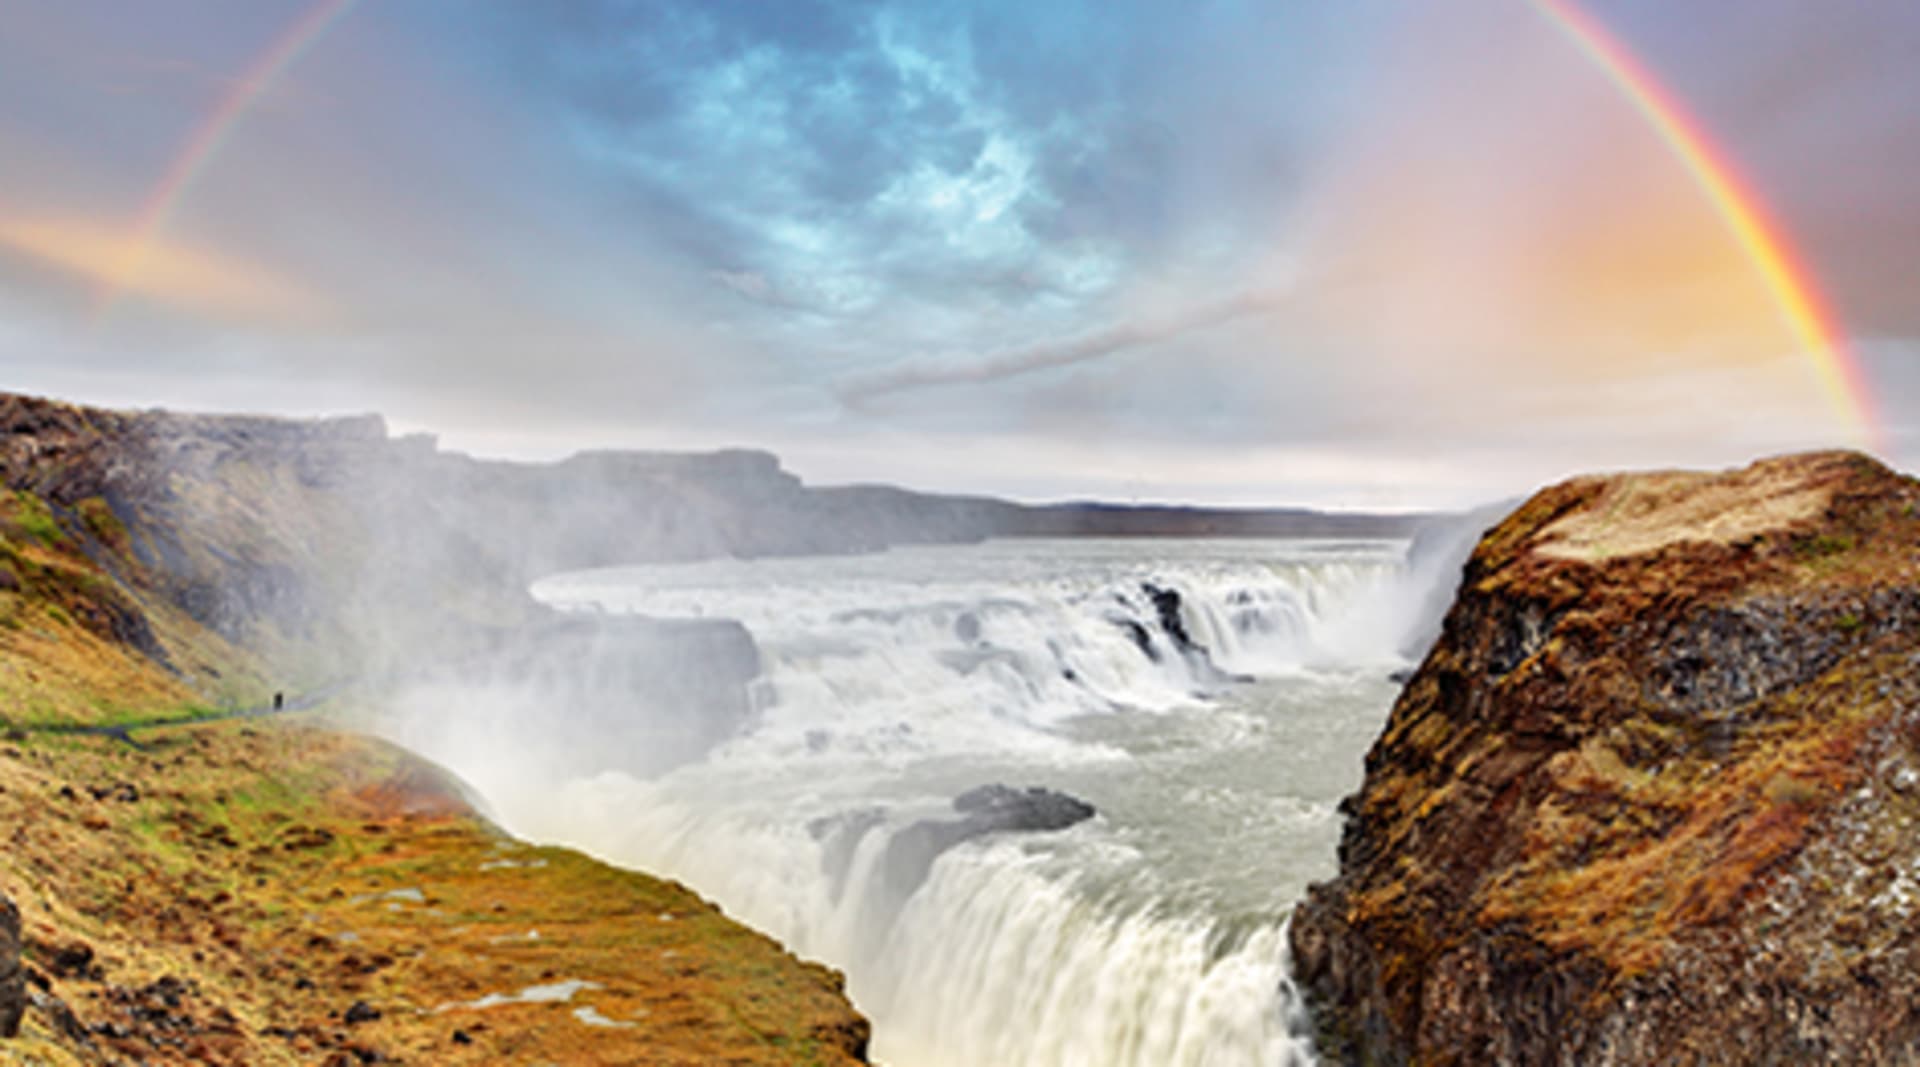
left=0, top=391, right=1419, bottom=677
left=0, top=392, right=850, bottom=674
left=0, top=390, right=871, bottom=1061
left=1291, top=450, right=1920, bottom=1064
left=0, top=723, right=870, bottom=1065
left=0, top=387, right=1415, bottom=1064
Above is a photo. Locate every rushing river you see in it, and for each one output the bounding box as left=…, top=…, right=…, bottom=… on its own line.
left=388, top=537, right=1437, bottom=1066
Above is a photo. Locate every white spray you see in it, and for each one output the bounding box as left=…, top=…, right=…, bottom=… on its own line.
left=378, top=537, right=1458, bottom=1065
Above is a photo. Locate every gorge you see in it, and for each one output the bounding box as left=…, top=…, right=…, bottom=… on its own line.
left=4, top=390, right=1917, bottom=1064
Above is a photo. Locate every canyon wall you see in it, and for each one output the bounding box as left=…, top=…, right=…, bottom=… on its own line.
left=1292, top=451, right=1920, bottom=1064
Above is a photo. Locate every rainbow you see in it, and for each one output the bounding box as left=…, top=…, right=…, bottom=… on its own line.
left=1529, top=0, right=1886, bottom=454
left=96, top=0, right=1886, bottom=453
left=91, top=0, right=356, bottom=321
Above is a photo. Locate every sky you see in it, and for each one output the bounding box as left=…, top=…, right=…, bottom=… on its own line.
left=1, top=1, right=1916, bottom=508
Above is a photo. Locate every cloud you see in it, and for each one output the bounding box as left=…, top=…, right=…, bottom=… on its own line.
left=0, top=216, right=320, bottom=321
left=837, top=286, right=1294, bottom=402
left=712, top=269, right=774, bottom=302
left=3, top=1, right=1916, bottom=507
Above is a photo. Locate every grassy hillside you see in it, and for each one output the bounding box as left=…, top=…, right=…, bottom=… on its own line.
left=0, top=395, right=870, bottom=1063
left=4, top=721, right=867, bottom=1065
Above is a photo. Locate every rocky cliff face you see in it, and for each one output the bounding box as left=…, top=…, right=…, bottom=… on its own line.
left=0, top=392, right=878, bottom=723
left=0, top=405, right=873, bottom=1061
left=1291, top=451, right=1920, bottom=1064
left=0, top=392, right=846, bottom=649
left=0, top=388, right=1424, bottom=699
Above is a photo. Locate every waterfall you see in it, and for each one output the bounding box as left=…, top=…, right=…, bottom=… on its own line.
left=381, top=538, right=1420, bottom=1065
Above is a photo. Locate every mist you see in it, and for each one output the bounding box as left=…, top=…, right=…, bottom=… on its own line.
left=337, top=481, right=1466, bottom=1065
left=6, top=1, right=1920, bottom=1063
left=60, top=393, right=1457, bottom=1063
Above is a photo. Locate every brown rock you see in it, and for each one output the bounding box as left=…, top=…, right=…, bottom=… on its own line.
left=343, top=1000, right=380, bottom=1025
left=26, top=988, right=90, bottom=1046
left=0, top=894, right=22, bottom=1037
left=1292, top=452, right=1920, bottom=1064
left=41, top=938, right=95, bottom=981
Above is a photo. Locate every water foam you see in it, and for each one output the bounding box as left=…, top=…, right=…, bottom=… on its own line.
left=386, top=538, right=1424, bottom=1065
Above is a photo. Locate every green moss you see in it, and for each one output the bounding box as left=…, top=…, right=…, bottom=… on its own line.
left=1835, top=612, right=1864, bottom=634
left=10, top=491, right=63, bottom=546
left=1764, top=773, right=1822, bottom=809
left=97, top=703, right=217, bottom=729
left=76, top=496, right=127, bottom=547
left=1798, top=532, right=1855, bottom=560
left=44, top=603, right=70, bottom=627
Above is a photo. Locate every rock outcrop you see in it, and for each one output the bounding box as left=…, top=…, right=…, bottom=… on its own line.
left=1290, top=451, right=1920, bottom=1064
left=0, top=390, right=1421, bottom=666
left=0, top=390, right=878, bottom=1062
left=882, top=785, right=1096, bottom=896
left=0, top=893, right=22, bottom=1038
left=0, top=387, right=1428, bottom=764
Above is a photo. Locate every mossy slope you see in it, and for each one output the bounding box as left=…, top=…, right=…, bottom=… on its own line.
left=0, top=396, right=871, bottom=1062
left=4, top=721, right=867, bottom=1064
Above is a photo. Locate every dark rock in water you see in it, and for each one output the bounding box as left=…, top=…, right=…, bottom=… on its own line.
left=882, top=785, right=1095, bottom=898
left=1134, top=583, right=1253, bottom=684
left=0, top=894, right=22, bottom=1038
left=1113, top=616, right=1158, bottom=661
left=952, top=784, right=1096, bottom=831
left=953, top=611, right=982, bottom=644
left=1142, top=583, right=1196, bottom=652
left=1386, top=668, right=1414, bottom=685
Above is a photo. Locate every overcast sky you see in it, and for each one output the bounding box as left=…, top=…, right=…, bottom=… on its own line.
left=1, top=1, right=1916, bottom=507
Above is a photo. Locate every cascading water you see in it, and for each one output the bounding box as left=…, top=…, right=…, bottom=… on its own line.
left=381, top=538, right=1420, bottom=1066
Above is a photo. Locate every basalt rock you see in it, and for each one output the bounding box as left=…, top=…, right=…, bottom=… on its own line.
left=952, top=783, right=1098, bottom=830
left=1144, top=583, right=1198, bottom=651
left=883, top=785, right=1096, bottom=897
left=1291, top=451, right=1920, bottom=1065
left=1134, top=583, right=1253, bottom=684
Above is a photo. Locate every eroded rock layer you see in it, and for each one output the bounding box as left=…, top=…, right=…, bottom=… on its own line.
left=1292, top=451, right=1920, bottom=1065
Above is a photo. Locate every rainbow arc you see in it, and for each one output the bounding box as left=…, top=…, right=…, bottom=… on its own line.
left=91, top=0, right=355, bottom=322
left=96, top=0, right=1886, bottom=455
left=1530, top=0, right=1885, bottom=454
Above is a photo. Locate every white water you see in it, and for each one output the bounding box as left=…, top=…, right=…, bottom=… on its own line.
left=382, top=538, right=1425, bottom=1066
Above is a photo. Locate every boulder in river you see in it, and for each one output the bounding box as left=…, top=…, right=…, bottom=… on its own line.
left=882, top=785, right=1095, bottom=898
left=952, top=784, right=1096, bottom=831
